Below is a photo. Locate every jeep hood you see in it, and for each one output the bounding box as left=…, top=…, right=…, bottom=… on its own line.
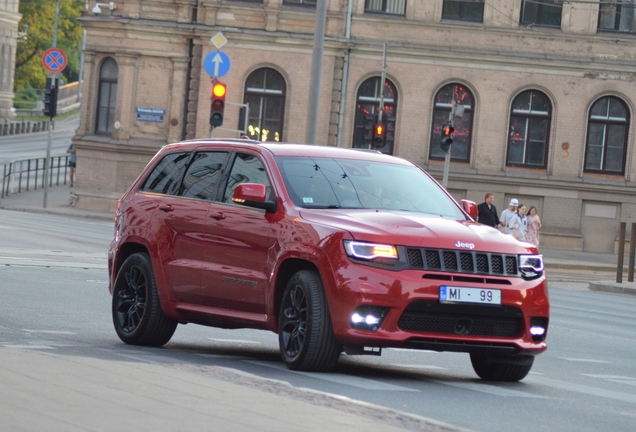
left=299, top=209, right=534, bottom=254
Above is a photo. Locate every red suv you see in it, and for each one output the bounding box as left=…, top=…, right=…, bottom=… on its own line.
left=108, top=140, right=548, bottom=381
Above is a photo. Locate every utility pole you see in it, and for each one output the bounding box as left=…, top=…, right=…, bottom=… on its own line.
left=305, top=0, right=327, bottom=145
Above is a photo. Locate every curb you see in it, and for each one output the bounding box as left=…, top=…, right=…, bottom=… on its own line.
left=589, top=280, right=636, bottom=296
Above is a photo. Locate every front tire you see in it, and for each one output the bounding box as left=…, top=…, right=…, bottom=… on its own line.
left=470, top=353, right=534, bottom=382
left=278, top=270, right=341, bottom=372
left=112, top=252, right=177, bottom=346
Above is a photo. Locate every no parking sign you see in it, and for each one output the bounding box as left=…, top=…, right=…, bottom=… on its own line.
left=42, top=48, right=68, bottom=74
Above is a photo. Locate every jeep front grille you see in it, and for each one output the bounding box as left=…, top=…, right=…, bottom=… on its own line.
left=406, top=248, right=518, bottom=276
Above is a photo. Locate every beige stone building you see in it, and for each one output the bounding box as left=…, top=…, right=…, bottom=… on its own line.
left=76, top=0, right=636, bottom=253
left=0, top=0, right=21, bottom=122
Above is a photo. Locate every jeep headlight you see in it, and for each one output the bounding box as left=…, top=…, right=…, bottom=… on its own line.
left=344, top=241, right=398, bottom=261
left=519, top=254, right=544, bottom=278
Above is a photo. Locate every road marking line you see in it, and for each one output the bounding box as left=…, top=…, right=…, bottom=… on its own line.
left=195, top=353, right=252, bottom=360
left=391, top=364, right=447, bottom=370
left=526, top=375, right=636, bottom=404
left=22, top=329, right=76, bottom=335
left=207, top=338, right=261, bottom=345
left=581, top=374, right=636, bottom=380
left=559, top=357, right=610, bottom=363
left=431, top=380, right=548, bottom=398
left=246, top=361, right=419, bottom=392
left=1, top=345, right=56, bottom=350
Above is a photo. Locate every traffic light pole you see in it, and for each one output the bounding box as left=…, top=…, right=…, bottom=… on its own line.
left=377, top=43, right=387, bottom=123
left=43, top=0, right=61, bottom=208
left=441, top=102, right=456, bottom=189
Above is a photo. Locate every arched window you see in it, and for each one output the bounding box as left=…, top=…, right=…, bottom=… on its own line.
left=584, top=96, right=630, bottom=175
left=429, top=83, right=474, bottom=161
left=507, top=90, right=551, bottom=168
left=352, top=77, right=398, bottom=155
left=95, top=57, right=118, bottom=135
left=243, top=68, right=286, bottom=142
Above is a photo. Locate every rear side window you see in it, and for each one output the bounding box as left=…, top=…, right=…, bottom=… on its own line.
left=141, top=152, right=190, bottom=195
left=223, top=153, right=273, bottom=202
left=181, top=152, right=229, bottom=200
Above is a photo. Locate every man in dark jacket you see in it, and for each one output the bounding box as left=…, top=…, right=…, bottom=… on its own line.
left=477, top=192, right=500, bottom=228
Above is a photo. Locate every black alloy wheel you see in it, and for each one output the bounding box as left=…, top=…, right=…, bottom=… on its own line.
left=279, top=270, right=341, bottom=372
left=112, top=252, right=177, bottom=346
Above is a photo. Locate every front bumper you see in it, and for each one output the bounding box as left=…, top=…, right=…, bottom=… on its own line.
left=325, top=264, right=549, bottom=356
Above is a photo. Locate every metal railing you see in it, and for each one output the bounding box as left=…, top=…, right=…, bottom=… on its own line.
left=1, top=155, right=69, bottom=198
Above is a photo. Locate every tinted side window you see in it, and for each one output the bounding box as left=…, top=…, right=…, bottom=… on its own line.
left=180, top=152, right=229, bottom=200
left=141, top=152, right=190, bottom=195
left=223, top=153, right=272, bottom=202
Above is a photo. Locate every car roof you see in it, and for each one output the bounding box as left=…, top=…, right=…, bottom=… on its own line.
left=172, top=140, right=413, bottom=166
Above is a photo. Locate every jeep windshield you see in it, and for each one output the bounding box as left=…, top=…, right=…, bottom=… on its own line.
left=274, top=156, right=467, bottom=219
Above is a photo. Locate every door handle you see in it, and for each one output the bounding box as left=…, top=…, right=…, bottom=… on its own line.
left=159, top=204, right=174, bottom=212
left=210, top=212, right=226, bottom=220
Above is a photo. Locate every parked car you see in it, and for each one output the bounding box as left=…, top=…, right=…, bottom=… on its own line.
left=108, top=140, right=548, bottom=381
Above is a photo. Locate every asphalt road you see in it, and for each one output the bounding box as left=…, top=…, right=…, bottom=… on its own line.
left=1, top=209, right=635, bottom=431
left=0, top=117, right=79, bottom=165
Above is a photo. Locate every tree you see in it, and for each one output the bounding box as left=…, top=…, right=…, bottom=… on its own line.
left=14, top=0, right=83, bottom=92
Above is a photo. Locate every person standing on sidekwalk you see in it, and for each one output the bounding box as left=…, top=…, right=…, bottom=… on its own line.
left=499, top=198, right=518, bottom=235
left=526, top=206, right=542, bottom=247
left=477, top=192, right=500, bottom=228
left=509, top=204, right=528, bottom=242
left=67, top=143, right=76, bottom=187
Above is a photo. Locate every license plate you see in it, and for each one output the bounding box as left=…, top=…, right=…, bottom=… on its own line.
left=439, top=286, right=501, bottom=305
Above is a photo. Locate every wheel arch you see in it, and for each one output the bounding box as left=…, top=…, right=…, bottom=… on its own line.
left=273, top=258, right=319, bottom=330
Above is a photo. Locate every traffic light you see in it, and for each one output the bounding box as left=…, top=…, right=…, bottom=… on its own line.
left=440, top=122, right=454, bottom=153
left=373, top=122, right=385, bottom=148
left=210, top=82, right=226, bottom=127
left=362, top=113, right=375, bottom=147
left=385, top=116, right=396, bottom=149
left=42, top=77, right=58, bottom=119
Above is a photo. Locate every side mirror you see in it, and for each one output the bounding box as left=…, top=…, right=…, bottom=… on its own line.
left=461, top=199, right=478, bottom=219
left=232, top=183, right=277, bottom=213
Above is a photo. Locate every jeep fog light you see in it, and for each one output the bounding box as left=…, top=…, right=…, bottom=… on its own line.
left=350, top=306, right=389, bottom=331
left=529, top=317, right=548, bottom=342
left=344, top=241, right=398, bottom=260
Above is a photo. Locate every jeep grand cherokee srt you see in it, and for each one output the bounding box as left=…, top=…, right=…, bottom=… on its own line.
left=108, top=140, right=548, bottom=381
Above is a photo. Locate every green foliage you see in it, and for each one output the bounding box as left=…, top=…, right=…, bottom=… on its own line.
left=14, top=84, right=40, bottom=109
left=15, top=0, right=83, bottom=92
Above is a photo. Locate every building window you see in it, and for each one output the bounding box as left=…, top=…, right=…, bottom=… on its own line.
left=429, top=83, right=474, bottom=162
left=365, top=0, right=406, bottom=15
left=284, top=0, right=316, bottom=5
left=95, top=57, right=118, bottom=135
left=243, top=68, right=286, bottom=142
left=442, top=0, right=484, bottom=23
left=598, top=0, right=636, bottom=33
left=506, top=90, right=551, bottom=168
left=520, top=0, right=562, bottom=27
left=352, top=77, right=398, bottom=155
left=584, top=96, right=629, bottom=175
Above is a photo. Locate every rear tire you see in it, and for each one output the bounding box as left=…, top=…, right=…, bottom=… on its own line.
left=278, top=270, right=341, bottom=372
left=112, top=252, right=177, bottom=346
left=470, top=353, right=534, bottom=382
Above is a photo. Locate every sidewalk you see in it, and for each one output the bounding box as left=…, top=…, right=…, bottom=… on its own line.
left=1, top=184, right=635, bottom=296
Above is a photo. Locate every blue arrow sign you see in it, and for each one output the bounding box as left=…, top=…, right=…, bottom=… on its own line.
left=204, top=51, right=231, bottom=78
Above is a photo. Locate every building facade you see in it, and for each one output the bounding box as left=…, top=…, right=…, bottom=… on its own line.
left=0, top=0, right=21, bottom=122
left=76, top=0, right=636, bottom=252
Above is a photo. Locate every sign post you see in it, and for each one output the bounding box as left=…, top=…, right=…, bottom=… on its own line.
left=41, top=47, right=67, bottom=208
